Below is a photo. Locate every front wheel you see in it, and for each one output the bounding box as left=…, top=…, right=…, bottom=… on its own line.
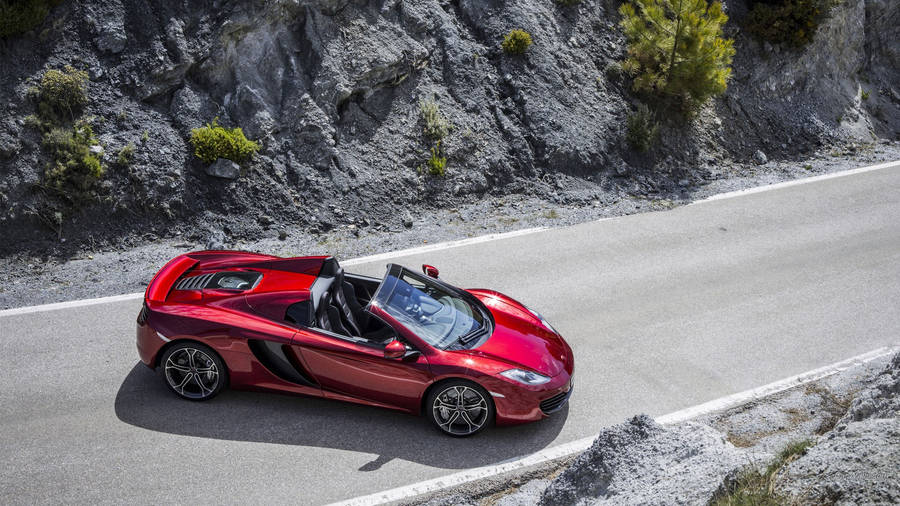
left=426, top=380, right=494, bottom=436
left=160, top=342, right=226, bottom=401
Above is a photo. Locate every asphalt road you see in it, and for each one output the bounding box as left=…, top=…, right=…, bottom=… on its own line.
left=2, top=163, right=899, bottom=505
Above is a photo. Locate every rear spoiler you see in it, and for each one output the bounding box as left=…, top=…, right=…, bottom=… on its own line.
left=145, top=255, right=197, bottom=302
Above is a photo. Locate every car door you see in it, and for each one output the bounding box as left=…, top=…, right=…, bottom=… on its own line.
left=292, top=327, right=432, bottom=412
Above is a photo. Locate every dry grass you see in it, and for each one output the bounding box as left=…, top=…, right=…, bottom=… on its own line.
left=711, top=440, right=814, bottom=506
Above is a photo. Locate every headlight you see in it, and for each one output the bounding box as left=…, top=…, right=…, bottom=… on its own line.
left=500, top=368, right=551, bottom=385
left=525, top=306, right=558, bottom=335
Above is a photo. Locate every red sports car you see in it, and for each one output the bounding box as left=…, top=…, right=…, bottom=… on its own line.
left=136, top=251, right=574, bottom=436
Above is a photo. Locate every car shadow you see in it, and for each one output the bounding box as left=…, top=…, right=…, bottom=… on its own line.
left=114, top=363, right=569, bottom=470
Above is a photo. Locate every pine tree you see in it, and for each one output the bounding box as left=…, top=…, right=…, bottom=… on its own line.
left=619, top=0, right=735, bottom=111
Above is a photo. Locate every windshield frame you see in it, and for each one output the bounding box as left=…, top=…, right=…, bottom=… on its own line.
left=365, top=264, right=493, bottom=350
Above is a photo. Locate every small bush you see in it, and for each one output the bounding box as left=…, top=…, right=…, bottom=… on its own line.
left=117, top=143, right=135, bottom=167
left=502, top=29, right=532, bottom=55
left=423, top=142, right=447, bottom=176
left=419, top=97, right=451, bottom=141
left=42, top=121, right=104, bottom=196
left=189, top=118, right=259, bottom=164
left=0, top=0, right=62, bottom=38
left=37, top=65, right=89, bottom=122
left=604, top=61, right=625, bottom=82
left=860, top=89, right=869, bottom=100
left=745, top=0, right=838, bottom=48
left=626, top=104, right=659, bottom=152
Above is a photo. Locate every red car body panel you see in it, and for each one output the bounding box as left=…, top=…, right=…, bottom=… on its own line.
left=136, top=251, right=574, bottom=426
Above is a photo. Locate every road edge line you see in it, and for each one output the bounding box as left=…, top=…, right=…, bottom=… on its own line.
left=0, top=291, right=145, bottom=317
left=328, top=345, right=897, bottom=506
left=0, top=227, right=547, bottom=318
left=691, top=160, right=899, bottom=204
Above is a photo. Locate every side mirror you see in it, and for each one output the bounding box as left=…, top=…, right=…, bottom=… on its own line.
left=384, top=339, right=406, bottom=359
left=422, top=264, right=440, bottom=278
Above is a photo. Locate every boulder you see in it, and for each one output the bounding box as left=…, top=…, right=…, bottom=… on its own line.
left=206, top=159, right=241, bottom=179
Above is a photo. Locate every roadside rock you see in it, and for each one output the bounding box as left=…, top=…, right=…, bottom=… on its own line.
left=537, top=415, right=758, bottom=506
left=838, top=350, right=900, bottom=423
left=776, top=418, right=900, bottom=505
left=775, top=352, right=900, bottom=504
left=205, top=231, right=227, bottom=250
left=753, top=150, right=767, bottom=165
left=206, top=159, right=241, bottom=179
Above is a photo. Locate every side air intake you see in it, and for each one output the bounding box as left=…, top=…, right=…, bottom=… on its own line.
left=247, top=340, right=317, bottom=387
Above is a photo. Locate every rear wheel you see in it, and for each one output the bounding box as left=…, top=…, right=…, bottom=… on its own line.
left=426, top=380, right=494, bottom=436
left=161, top=342, right=226, bottom=401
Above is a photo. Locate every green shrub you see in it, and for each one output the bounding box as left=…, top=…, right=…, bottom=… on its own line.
left=419, top=97, right=451, bottom=141
left=745, top=0, right=838, bottom=48
left=189, top=118, right=259, bottom=164
left=37, top=65, right=89, bottom=122
left=0, top=0, right=62, bottom=38
left=604, top=61, right=625, bottom=82
left=626, top=104, right=659, bottom=152
left=42, top=121, right=104, bottom=196
left=116, top=142, right=135, bottom=166
left=620, top=0, right=735, bottom=112
left=423, top=142, right=447, bottom=176
left=860, top=89, right=869, bottom=100
left=502, top=29, right=532, bottom=55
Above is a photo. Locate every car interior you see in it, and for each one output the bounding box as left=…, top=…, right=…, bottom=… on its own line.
left=295, top=259, right=397, bottom=346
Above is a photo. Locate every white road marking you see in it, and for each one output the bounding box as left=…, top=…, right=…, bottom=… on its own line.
left=0, top=227, right=546, bottom=318
left=691, top=160, right=899, bottom=204
left=0, top=291, right=145, bottom=317
left=339, top=227, right=546, bottom=267
left=329, top=345, right=897, bottom=506
left=3, top=159, right=897, bottom=318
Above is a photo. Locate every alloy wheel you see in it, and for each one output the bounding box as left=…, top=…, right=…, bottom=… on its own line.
left=432, top=385, right=489, bottom=436
left=164, top=347, right=220, bottom=399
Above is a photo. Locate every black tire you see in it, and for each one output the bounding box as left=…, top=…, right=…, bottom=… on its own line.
left=160, top=342, right=227, bottom=401
left=426, top=380, right=495, bottom=437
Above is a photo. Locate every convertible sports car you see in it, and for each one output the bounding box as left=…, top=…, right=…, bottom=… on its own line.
left=136, top=250, right=574, bottom=436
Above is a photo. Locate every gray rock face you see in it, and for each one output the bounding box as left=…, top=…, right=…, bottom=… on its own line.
left=537, top=415, right=758, bottom=506
left=0, top=0, right=897, bottom=253
left=91, top=1, right=128, bottom=54
left=206, top=158, right=241, bottom=179
left=95, top=21, right=128, bottom=54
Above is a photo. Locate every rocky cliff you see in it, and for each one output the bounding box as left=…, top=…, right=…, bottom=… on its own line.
left=0, top=0, right=897, bottom=255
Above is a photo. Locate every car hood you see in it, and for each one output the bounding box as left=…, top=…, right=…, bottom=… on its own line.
left=465, top=289, right=571, bottom=377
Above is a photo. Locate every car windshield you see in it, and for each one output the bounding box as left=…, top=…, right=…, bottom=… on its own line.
left=368, top=265, right=486, bottom=349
